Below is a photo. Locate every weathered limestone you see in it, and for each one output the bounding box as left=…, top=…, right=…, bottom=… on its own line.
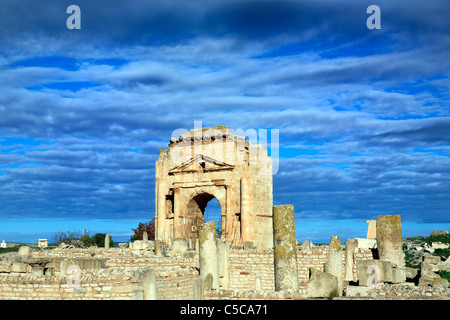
left=198, top=221, right=219, bottom=290
left=193, top=273, right=214, bottom=300
left=432, top=242, right=450, bottom=249
left=11, top=262, right=28, bottom=273
left=306, top=268, right=338, bottom=298
left=154, top=239, right=162, bottom=256
left=355, top=238, right=377, bottom=249
left=344, top=238, right=358, bottom=282
left=324, top=236, right=343, bottom=296
left=217, top=238, right=230, bottom=289
left=172, top=238, right=188, bottom=252
left=243, top=241, right=254, bottom=250
left=133, top=268, right=157, bottom=300
left=154, top=126, right=274, bottom=249
left=300, top=240, right=313, bottom=252
left=142, top=268, right=157, bottom=300
left=105, top=234, right=111, bottom=249
left=418, top=255, right=446, bottom=287
left=143, top=231, right=148, bottom=242
left=376, top=214, right=406, bottom=283
left=273, top=204, right=299, bottom=292
left=376, top=215, right=404, bottom=268
left=366, top=220, right=377, bottom=239
left=130, top=240, right=153, bottom=251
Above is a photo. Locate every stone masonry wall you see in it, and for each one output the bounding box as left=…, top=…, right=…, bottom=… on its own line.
left=0, top=246, right=374, bottom=300
left=230, top=246, right=374, bottom=291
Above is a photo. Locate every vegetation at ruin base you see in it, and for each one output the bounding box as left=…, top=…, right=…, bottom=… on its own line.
left=0, top=247, right=19, bottom=254
left=403, top=234, right=450, bottom=269
left=51, top=230, right=113, bottom=247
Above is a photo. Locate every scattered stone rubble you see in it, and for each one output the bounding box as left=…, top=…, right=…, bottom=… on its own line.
left=1, top=214, right=449, bottom=300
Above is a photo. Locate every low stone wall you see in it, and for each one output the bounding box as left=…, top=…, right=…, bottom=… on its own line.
left=229, top=246, right=374, bottom=291
left=0, top=269, right=141, bottom=300
left=156, top=267, right=199, bottom=300
left=344, top=283, right=450, bottom=299
left=0, top=245, right=375, bottom=300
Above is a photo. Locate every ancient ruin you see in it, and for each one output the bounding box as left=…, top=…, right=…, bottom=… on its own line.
left=0, top=126, right=449, bottom=301
left=154, top=126, right=273, bottom=250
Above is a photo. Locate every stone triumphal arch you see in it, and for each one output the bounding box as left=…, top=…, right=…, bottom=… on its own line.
left=154, top=126, right=274, bottom=249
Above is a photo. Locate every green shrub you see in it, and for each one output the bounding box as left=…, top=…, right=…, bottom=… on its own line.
left=433, top=248, right=450, bottom=259
left=0, top=247, right=19, bottom=254
left=51, top=230, right=113, bottom=248
left=80, top=234, right=95, bottom=247
left=52, top=230, right=84, bottom=247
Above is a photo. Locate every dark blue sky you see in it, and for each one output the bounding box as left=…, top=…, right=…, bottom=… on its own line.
left=0, top=0, right=449, bottom=244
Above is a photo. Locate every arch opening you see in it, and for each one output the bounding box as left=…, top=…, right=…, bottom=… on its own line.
left=184, top=193, right=222, bottom=248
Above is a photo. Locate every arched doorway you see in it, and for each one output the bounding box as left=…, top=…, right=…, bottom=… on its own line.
left=184, top=193, right=222, bottom=248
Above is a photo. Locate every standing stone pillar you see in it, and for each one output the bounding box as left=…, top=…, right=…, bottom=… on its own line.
left=198, top=221, right=219, bottom=290
left=105, top=234, right=110, bottom=249
left=344, top=238, right=358, bottom=282
left=217, top=238, right=230, bottom=289
left=273, top=204, right=299, bottom=292
left=142, top=268, right=157, bottom=300
left=324, top=236, right=343, bottom=296
left=376, top=214, right=406, bottom=283
left=143, top=231, right=149, bottom=242
left=134, top=268, right=157, bottom=300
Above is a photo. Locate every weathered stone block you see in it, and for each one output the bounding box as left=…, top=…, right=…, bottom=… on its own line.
left=18, top=246, right=31, bottom=256
left=366, top=220, right=377, bottom=239
left=324, top=236, right=343, bottom=296
left=172, top=238, right=188, bottom=252
left=423, top=255, right=441, bottom=265
left=405, top=267, right=419, bottom=281
left=344, top=238, right=357, bottom=282
left=432, top=277, right=449, bottom=288
left=306, top=268, right=338, bottom=298
left=391, top=267, right=406, bottom=284
left=154, top=126, right=274, bottom=250
left=0, top=263, right=11, bottom=273
left=11, top=262, right=28, bottom=273
left=355, top=238, right=377, bottom=249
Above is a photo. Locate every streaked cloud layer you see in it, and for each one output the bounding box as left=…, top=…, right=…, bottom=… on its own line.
left=0, top=0, right=449, bottom=242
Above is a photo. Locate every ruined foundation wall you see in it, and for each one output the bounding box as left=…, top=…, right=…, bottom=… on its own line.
left=229, top=247, right=374, bottom=292
left=2, top=246, right=447, bottom=300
